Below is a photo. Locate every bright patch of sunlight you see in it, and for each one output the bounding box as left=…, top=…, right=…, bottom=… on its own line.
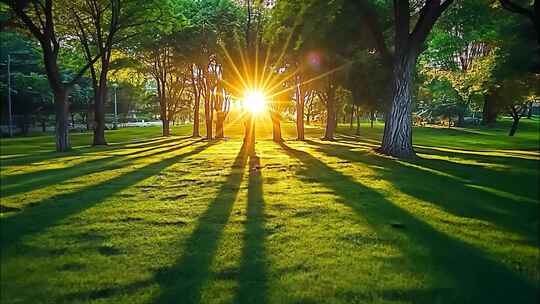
left=244, top=90, right=267, bottom=114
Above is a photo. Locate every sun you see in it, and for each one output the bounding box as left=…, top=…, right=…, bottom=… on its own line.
left=243, top=90, right=267, bottom=114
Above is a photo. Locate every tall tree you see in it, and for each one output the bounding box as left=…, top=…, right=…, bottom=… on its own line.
left=355, top=0, right=455, bottom=158
left=2, top=0, right=99, bottom=151
left=68, top=0, right=158, bottom=145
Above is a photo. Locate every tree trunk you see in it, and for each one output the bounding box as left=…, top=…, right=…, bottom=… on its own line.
left=271, top=111, right=282, bottom=143
left=370, top=110, right=375, bottom=128
left=482, top=93, right=497, bottom=126
left=215, top=111, right=225, bottom=139
left=323, top=84, right=336, bottom=140
left=205, top=102, right=213, bottom=140
left=379, top=54, right=416, bottom=158
left=162, top=118, right=170, bottom=136
left=244, top=113, right=255, bottom=155
left=160, top=94, right=170, bottom=137
left=527, top=101, right=533, bottom=119
left=296, top=89, right=305, bottom=140
left=41, top=119, right=46, bottom=133
left=349, top=105, right=354, bottom=129
left=92, top=61, right=110, bottom=145
left=54, top=90, right=71, bottom=152
left=92, top=79, right=108, bottom=145
left=457, top=111, right=465, bottom=127
left=509, top=117, right=520, bottom=136
left=356, top=107, right=360, bottom=135
left=193, top=94, right=200, bottom=137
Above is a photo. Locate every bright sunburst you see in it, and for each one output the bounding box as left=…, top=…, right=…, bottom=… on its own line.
left=244, top=90, right=267, bottom=114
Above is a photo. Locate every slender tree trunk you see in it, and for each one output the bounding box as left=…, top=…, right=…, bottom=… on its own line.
left=271, top=111, right=282, bottom=143
left=527, top=101, right=533, bottom=119
left=205, top=97, right=213, bottom=140
left=379, top=53, right=416, bottom=158
left=370, top=110, right=375, bottom=128
left=323, top=84, right=336, bottom=140
left=349, top=105, right=354, bottom=129
left=193, top=93, right=200, bottom=137
left=457, top=111, right=465, bottom=127
left=54, top=90, right=70, bottom=151
left=244, top=112, right=255, bottom=155
left=160, top=95, right=170, bottom=137
left=356, top=106, right=360, bottom=135
left=509, top=117, right=520, bottom=136
left=296, top=88, right=305, bottom=140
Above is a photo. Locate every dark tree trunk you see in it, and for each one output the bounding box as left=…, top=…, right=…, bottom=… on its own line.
left=374, top=0, right=454, bottom=159
left=509, top=117, right=520, bottom=136
left=457, top=111, right=465, bottom=127
left=482, top=93, right=498, bottom=126
left=349, top=105, right=354, bottom=129
left=160, top=96, right=170, bottom=137
left=71, top=112, right=76, bottom=128
left=41, top=119, right=46, bottom=133
left=193, top=94, right=200, bottom=137
left=296, top=89, right=305, bottom=140
left=323, top=84, right=336, bottom=140
left=162, top=118, right=170, bottom=136
left=370, top=110, right=375, bottom=128
left=54, top=90, right=71, bottom=152
left=527, top=101, right=533, bottom=118
left=380, top=54, right=416, bottom=158
left=92, top=78, right=108, bottom=145
left=271, top=111, right=282, bottom=143
left=356, top=107, right=361, bottom=135
left=205, top=97, right=213, bottom=140
left=92, top=60, right=110, bottom=145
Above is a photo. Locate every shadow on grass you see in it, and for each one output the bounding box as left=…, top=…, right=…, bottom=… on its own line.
left=152, top=142, right=248, bottom=304
left=235, top=153, right=268, bottom=304
left=305, top=139, right=539, bottom=240
left=279, top=142, right=537, bottom=303
left=0, top=136, right=187, bottom=167
left=0, top=140, right=213, bottom=251
left=0, top=137, right=195, bottom=199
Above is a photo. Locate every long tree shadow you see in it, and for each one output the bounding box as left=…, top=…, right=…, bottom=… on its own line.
left=0, top=140, right=214, bottom=251
left=0, top=137, right=196, bottom=199
left=0, top=136, right=183, bottom=167
left=152, top=143, right=249, bottom=304
left=305, top=139, right=539, bottom=240
left=279, top=142, right=537, bottom=303
left=235, top=152, right=268, bottom=304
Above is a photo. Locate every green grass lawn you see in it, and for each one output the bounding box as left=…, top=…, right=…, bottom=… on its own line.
left=1, top=118, right=539, bottom=303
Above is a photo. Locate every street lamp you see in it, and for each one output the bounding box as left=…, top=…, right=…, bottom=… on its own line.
left=111, top=83, right=118, bottom=130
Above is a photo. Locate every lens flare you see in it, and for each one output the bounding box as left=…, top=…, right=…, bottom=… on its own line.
left=244, top=90, right=266, bottom=114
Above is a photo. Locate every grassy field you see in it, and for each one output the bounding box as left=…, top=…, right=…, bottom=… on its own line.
left=1, top=118, right=539, bottom=303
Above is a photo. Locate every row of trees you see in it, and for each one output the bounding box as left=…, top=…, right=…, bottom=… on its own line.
left=1, top=0, right=538, bottom=158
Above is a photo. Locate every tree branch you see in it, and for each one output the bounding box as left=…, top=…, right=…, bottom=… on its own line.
left=66, top=54, right=102, bottom=87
